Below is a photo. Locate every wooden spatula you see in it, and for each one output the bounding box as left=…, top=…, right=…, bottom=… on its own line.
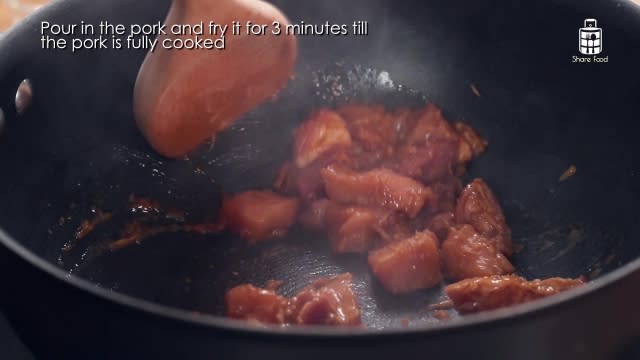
left=133, top=0, right=297, bottom=158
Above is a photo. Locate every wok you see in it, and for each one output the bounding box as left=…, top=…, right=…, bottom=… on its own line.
left=1, top=0, right=640, bottom=358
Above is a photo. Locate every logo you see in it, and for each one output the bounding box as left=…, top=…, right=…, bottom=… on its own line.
left=572, top=18, right=608, bottom=63
left=579, top=19, right=602, bottom=55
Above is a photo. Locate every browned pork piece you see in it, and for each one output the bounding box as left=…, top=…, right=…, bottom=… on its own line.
left=294, top=109, right=353, bottom=168
left=441, top=225, right=515, bottom=281
left=386, top=104, right=488, bottom=183
left=225, top=284, right=289, bottom=324
left=321, top=166, right=433, bottom=218
left=220, top=190, right=300, bottom=244
left=455, top=178, right=513, bottom=255
left=454, top=121, right=488, bottom=163
left=422, top=177, right=463, bottom=241
left=368, top=231, right=443, bottom=294
left=288, top=273, right=362, bottom=326
left=324, top=203, right=392, bottom=253
left=299, top=200, right=410, bottom=254
left=405, top=103, right=460, bottom=147
left=225, top=103, right=558, bottom=324
left=275, top=146, right=354, bottom=202
left=338, top=104, right=397, bottom=155
left=389, top=139, right=459, bottom=184
left=225, top=273, right=361, bottom=326
left=445, top=275, right=586, bottom=313
left=274, top=109, right=354, bottom=201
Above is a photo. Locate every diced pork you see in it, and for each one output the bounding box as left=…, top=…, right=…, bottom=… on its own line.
left=220, top=191, right=300, bottom=244
left=368, top=231, right=443, bottom=294
left=225, top=284, right=289, bottom=324
left=388, top=140, right=459, bottom=184
left=441, top=225, right=514, bottom=281
left=294, top=109, right=352, bottom=168
left=284, top=148, right=353, bottom=201
left=405, top=104, right=460, bottom=146
left=301, top=203, right=408, bottom=251
left=321, top=166, right=433, bottom=218
left=337, top=106, right=419, bottom=171
left=288, top=273, right=362, bottom=326
left=454, top=121, right=488, bottom=163
left=446, top=275, right=586, bottom=313
left=338, top=104, right=396, bottom=154
left=325, top=203, right=391, bottom=253
left=225, top=273, right=362, bottom=326
left=456, top=179, right=513, bottom=255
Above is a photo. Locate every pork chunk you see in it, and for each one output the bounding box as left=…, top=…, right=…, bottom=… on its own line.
left=325, top=203, right=391, bottom=253
left=226, top=274, right=362, bottom=326
left=221, top=191, right=300, bottom=244
left=454, top=121, right=488, bottom=163
left=456, top=179, right=513, bottom=255
left=368, top=231, right=443, bottom=294
left=225, top=285, right=289, bottom=324
left=389, top=140, right=459, bottom=184
left=441, top=225, right=514, bottom=281
left=294, top=109, right=352, bottom=168
left=338, top=104, right=396, bottom=154
left=446, top=275, right=585, bottom=313
left=289, top=148, right=354, bottom=201
left=321, top=166, right=432, bottom=218
left=405, top=104, right=459, bottom=146
left=299, top=199, right=406, bottom=254
left=289, top=273, right=362, bottom=326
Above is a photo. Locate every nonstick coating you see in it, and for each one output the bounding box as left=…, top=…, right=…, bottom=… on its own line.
left=1, top=0, right=640, bottom=335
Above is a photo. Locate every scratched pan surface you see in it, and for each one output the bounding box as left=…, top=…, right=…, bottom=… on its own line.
left=1, top=0, right=640, bottom=333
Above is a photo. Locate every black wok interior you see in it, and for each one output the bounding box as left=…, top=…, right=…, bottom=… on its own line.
left=1, top=0, right=640, bottom=331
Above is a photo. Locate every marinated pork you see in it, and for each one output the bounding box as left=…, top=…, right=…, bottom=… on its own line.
left=288, top=273, right=361, bottom=326
left=287, top=148, right=354, bottom=201
left=368, top=231, right=442, bottom=294
left=225, top=273, right=361, bottom=326
left=454, top=121, right=488, bottom=163
left=324, top=203, right=392, bottom=253
left=445, top=275, right=585, bottom=313
left=441, top=225, right=515, bottom=280
left=405, top=103, right=460, bottom=147
left=225, top=284, right=289, bottom=324
left=338, top=104, right=397, bottom=153
left=389, top=139, right=459, bottom=184
left=456, top=178, right=513, bottom=255
left=220, top=103, right=585, bottom=325
left=220, top=191, right=300, bottom=244
left=294, top=109, right=352, bottom=168
left=321, top=166, right=433, bottom=218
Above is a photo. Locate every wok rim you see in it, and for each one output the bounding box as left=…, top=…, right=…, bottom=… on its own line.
left=0, top=226, right=637, bottom=338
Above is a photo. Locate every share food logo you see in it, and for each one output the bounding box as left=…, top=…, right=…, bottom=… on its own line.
left=579, top=19, right=602, bottom=55
left=572, top=18, right=608, bottom=63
